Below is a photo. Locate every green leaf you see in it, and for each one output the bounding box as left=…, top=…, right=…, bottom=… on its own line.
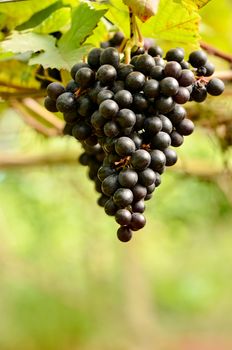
left=29, top=44, right=92, bottom=70
left=59, top=2, right=107, bottom=50
left=141, top=0, right=200, bottom=48
left=33, top=8, right=71, bottom=34
left=1, top=32, right=56, bottom=55
left=16, top=1, right=65, bottom=31
left=0, top=3, right=106, bottom=70
left=0, top=0, right=58, bottom=29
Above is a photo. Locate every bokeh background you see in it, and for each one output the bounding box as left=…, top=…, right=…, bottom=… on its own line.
left=1, top=1, right=232, bottom=349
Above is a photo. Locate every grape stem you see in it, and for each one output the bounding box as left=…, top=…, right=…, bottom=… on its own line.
left=124, top=7, right=144, bottom=63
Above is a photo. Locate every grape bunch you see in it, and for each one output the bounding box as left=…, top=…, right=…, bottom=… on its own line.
left=44, top=45, right=224, bottom=242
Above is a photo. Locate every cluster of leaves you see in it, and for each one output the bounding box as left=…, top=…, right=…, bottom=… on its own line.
left=0, top=0, right=211, bottom=96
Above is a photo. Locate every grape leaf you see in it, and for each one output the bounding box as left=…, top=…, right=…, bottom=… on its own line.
left=123, top=0, right=160, bottom=22
left=0, top=0, right=58, bottom=29
left=1, top=3, right=106, bottom=69
left=173, top=0, right=211, bottom=10
left=141, top=0, right=200, bottom=47
left=33, top=8, right=71, bottom=34
left=16, top=1, right=65, bottom=31
left=59, top=3, right=106, bottom=50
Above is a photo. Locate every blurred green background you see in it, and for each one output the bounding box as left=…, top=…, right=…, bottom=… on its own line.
left=1, top=1, right=232, bottom=350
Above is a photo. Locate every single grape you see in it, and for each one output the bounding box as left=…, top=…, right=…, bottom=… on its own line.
left=151, top=131, right=171, bottom=150
left=75, top=67, right=95, bottom=88
left=44, top=96, right=58, bottom=112
left=150, top=66, right=164, bottom=81
left=125, top=71, right=146, bottom=92
left=56, top=92, right=77, bottom=112
left=170, top=130, right=184, bottom=147
left=79, top=153, right=90, bottom=166
left=148, top=45, right=163, bottom=57
left=130, top=213, right=146, bottom=231
left=109, top=31, right=124, bottom=47
left=138, top=168, right=156, bottom=187
left=117, top=226, right=132, bottom=242
left=97, top=195, right=109, bottom=208
left=72, top=122, right=92, bottom=141
left=77, top=96, right=94, bottom=117
left=144, top=116, right=162, bottom=135
left=207, top=78, right=225, bottom=96
left=99, top=99, right=119, bottom=119
left=132, top=184, right=147, bottom=201
left=135, top=54, right=155, bottom=74
left=117, top=63, right=134, bottom=80
left=66, top=80, right=79, bottom=93
left=160, top=77, right=179, bottom=96
left=100, top=47, right=120, bottom=68
left=159, top=114, right=173, bottom=134
left=191, top=84, right=207, bottom=102
left=104, top=121, right=120, bottom=137
left=163, top=148, right=178, bottom=166
left=134, top=113, right=146, bottom=131
left=115, top=209, right=132, bottom=226
left=97, top=90, right=114, bottom=105
left=90, top=111, right=106, bottom=130
left=178, top=69, right=195, bottom=87
left=96, top=64, right=117, bottom=85
left=114, top=90, right=133, bottom=108
left=132, top=200, right=145, bottom=213
left=146, top=183, right=156, bottom=194
left=166, top=48, right=184, bottom=63
left=155, top=96, right=174, bottom=113
left=176, top=118, right=194, bottom=135
left=132, top=93, right=148, bottom=112
left=118, top=169, right=138, bottom=188
left=101, top=174, right=119, bottom=196
left=47, top=82, right=65, bottom=100
left=70, top=62, right=89, bottom=80
left=113, top=188, right=134, bottom=208
left=167, top=105, right=186, bottom=124
left=149, top=149, right=166, bottom=172
left=143, top=79, right=160, bottom=99
left=115, top=137, right=136, bottom=156
left=131, top=149, right=151, bottom=171
left=117, top=108, right=136, bottom=128
left=97, top=165, right=115, bottom=181
left=104, top=198, right=118, bottom=216
left=112, top=80, right=125, bottom=93
left=164, top=61, right=182, bottom=79
left=189, top=50, right=207, bottom=68
left=173, top=87, right=190, bottom=104
left=87, top=48, right=103, bottom=69
left=63, top=110, right=78, bottom=123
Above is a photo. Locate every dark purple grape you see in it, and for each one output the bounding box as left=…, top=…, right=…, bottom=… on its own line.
left=138, top=168, right=156, bottom=187
left=166, top=47, right=184, bottom=62
left=207, top=78, right=225, bottom=96
left=100, top=47, right=120, bottom=68
left=163, top=148, right=178, bottom=166
left=117, top=108, right=136, bottom=128
left=132, top=200, right=145, bottom=213
left=144, top=116, right=162, bottom=135
left=47, top=82, right=65, bottom=100
left=148, top=45, right=163, bottom=57
left=191, top=84, right=207, bottom=102
left=150, top=149, right=166, bottom=171
left=176, top=118, right=194, bottom=135
left=75, top=67, right=95, bottom=88
left=151, top=131, right=171, bottom=150
left=97, top=165, right=115, bottom=181
left=97, top=90, right=114, bottom=105
left=170, top=130, right=184, bottom=147
left=173, top=87, right=190, bottom=104
left=101, top=174, right=119, bottom=196
left=56, top=92, right=77, bottom=112
left=132, top=93, right=148, bottom=112
left=167, top=105, right=186, bottom=124
left=159, top=115, right=173, bottom=134
left=131, top=149, right=151, bottom=171
left=117, top=63, right=134, bottom=80
left=70, top=62, right=89, bottom=80
left=96, top=64, right=117, bottom=85
left=132, top=184, right=147, bottom=201
left=118, top=169, right=138, bottom=188
left=104, top=121, right=119, bottom=137
left=135, top=54, right=155, bottom=75
left=72, top=122, right=92, bottom=141
left=104, top=198, right=118, bottom=216
left=143, top=79, right=159, bottom=99
left=114, top=90, right=133, bottom=108
left=99, top=99, right=119, bottom=119
left=125, top=71, right=146, bottom=92
left=87, top=48, right=103, bottom=69
left=117, top=226, right=132, bottom=242
left=113, top=188, right=134, bottom=208
left=160, top=77, right=179, bottom=96
left=189, top=50, right=207, bottom=68
left=115, top=137, right=136, bottom=156
left=130, top=213, right=146, bottom=231
left=155, top=96, right=174, bottom=113
left=44, top=96, right=58, bottom=112
left=178, top=69, right=195, bottom=86
left=115, top=209, right=132, bottom=225
left=164, top=61, right=182, bottom=79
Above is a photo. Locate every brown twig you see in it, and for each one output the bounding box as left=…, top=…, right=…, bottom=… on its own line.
left=22, top=98, right=64, bottom=131
left=200, top=42, right=232, bottom=65
left=11, top=100, right=59, bottom=137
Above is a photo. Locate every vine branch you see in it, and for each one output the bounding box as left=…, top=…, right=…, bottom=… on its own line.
left=200, top=41, right=232, bottom=65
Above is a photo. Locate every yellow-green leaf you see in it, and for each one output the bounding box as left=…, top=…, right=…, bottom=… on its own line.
left=33, top=8, right=71, bottom=34
left=141, top=0, right=200, bottom=48
left=174, top=0, right=212, bottom=10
